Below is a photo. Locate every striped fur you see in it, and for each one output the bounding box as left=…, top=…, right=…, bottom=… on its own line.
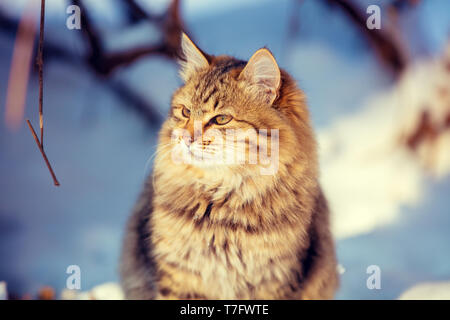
left=120, top=36, right=338, bottom=299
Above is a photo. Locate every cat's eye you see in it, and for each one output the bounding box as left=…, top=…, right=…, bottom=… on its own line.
left=214, top=114, right=233, bottom=125
left=181, top=106, right=191, bottom=118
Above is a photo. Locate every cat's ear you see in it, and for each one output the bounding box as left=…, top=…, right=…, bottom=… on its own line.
left=239, top=48, right=281, bottom=105
left=179, top=33, right=209, bottom=82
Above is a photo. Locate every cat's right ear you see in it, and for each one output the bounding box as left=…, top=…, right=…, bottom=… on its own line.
left=178, top=33, right=209, bottom=82
left=238, top=48, right=281, bottom=105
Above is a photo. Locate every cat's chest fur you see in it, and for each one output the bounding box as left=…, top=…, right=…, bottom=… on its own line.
left=150, top=188, right=308, bottom=299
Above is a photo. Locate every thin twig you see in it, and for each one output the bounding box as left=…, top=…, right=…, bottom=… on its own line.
left=2, top=1, right=182, bottom=128
left=26, top=120, right=60, bottom=186
left=37, top=0, right=45, bottom=147
left=0, top=9, right=163, bottom=127
left=26, top=0, right=59, bottom=186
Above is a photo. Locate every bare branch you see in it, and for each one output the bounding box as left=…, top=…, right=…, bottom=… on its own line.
left=3, top=0, right=185, bottom=128
left=123, top=0, right=164, bottom=24
left=72, top=0, right=184, bottom=75
left=25, top=0, right=60, bottom=186
left=26, top=120, right=60, bottom=186
left=0, top=6, right=166, bottom=127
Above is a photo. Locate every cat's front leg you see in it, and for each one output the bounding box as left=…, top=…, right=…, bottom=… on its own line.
left=155, top=262, right=209, bottom=300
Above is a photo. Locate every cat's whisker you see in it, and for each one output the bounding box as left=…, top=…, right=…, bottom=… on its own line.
left=144, top=143, right=174, bottom=174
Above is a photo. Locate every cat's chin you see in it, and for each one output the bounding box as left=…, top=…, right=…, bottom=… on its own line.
left=184, top=157, right=230, bottom=170
left=185, top=161, right=267, bottom=180
left=178, top=147, right=227, bottom=168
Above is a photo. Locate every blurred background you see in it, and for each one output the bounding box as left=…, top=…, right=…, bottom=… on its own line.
left=0, top=0, right=449, bottom=299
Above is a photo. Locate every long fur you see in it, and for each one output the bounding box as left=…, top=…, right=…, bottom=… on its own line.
left=120, top=42, right=339, bottom=299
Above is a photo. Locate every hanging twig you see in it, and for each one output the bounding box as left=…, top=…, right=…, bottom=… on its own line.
left=37, top=0, right=45, bottom=147
left=26, top=120, right=60, bottom=186
left=1, top=1, right=185, bottom=128
left=26, top=0, right=59, bottom=186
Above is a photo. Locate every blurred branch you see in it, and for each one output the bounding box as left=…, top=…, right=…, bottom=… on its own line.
left=406, top=110, right=450, bottom=151
left=324, top=0, right=407, bottom=77
left=72, top=0, right=184, bottom=76
left=386, top=0, right=421, bottom=37
left=0, top=0, right=185, bottom=127
left=0, top=10, right=76, bottom=62
left=389, top=0, right=421, bottom=12
left=287, top=0, right=303, bottom=38
left=4, top=1, right=37, bottom=131
left=68, top=0, right=187, bottom=126
left=403, top=50, right=450, bottom=167
left=123, top=0, right=164, bottom=24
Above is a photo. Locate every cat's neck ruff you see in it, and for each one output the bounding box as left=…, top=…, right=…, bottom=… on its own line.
left=153, top=151, right=282, bottom=205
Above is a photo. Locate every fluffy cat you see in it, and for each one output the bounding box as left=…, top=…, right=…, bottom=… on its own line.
left=120, top=33, right=338, bottom=299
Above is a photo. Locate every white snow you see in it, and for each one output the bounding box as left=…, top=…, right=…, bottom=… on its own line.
left=320, top=43, right=450, bottom=239
left=61, top=282, right=124, bottom=300
left=399, top=281, right=450, bottom=300
left=0, top=282, right=7, bottom=300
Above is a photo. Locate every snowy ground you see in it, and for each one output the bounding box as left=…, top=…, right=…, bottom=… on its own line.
left=0, top=0, right=449, bottom=299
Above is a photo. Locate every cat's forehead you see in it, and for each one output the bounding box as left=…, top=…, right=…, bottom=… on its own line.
left=178, top=58, right=246, bottom=109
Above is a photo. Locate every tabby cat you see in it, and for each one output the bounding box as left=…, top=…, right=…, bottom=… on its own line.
left=120, top=33, right=338, bottom=299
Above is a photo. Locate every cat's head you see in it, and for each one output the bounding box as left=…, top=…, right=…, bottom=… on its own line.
left=157, top=33, right=314, bottom=179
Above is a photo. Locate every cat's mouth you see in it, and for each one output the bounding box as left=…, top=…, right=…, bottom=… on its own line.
left=185, top=145, right=222, bottom=165
left=187, top=148, right=206, bottom=162
left=169, top=136, right=280, bottom=175
left=177, top=140, right=255, bottom=166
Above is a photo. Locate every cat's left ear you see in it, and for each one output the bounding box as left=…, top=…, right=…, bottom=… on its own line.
left=179, top=33, right=209, bottom=82
left=239, top=48, right=281, bottom=105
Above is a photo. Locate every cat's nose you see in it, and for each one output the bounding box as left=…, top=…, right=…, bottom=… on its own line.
left=182, top=135, right=192, bottom=146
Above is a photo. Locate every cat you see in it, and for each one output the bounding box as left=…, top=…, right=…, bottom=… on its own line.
left=120, top=33, right=339, bottom=299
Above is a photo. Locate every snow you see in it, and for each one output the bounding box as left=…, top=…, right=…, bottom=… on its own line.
left=0, top=281, right=7, bottom=300
left=61, top=282, right=124, bottom=300
left=399, top=281, right=450, bottom=300
left=319, top=43, right=450, bottom=239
